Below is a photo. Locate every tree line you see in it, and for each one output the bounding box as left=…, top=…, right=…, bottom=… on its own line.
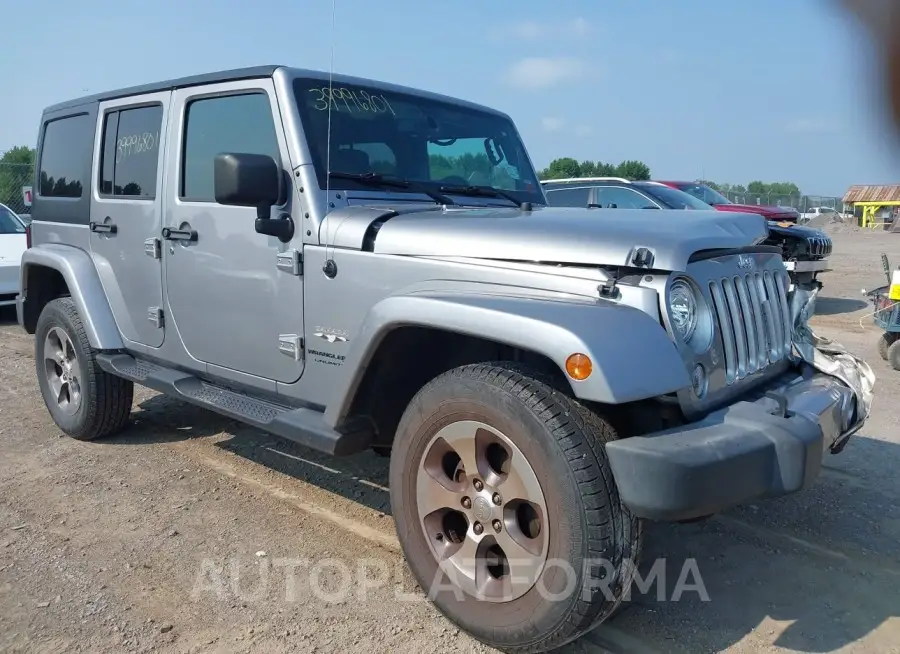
left=0, top=146, right=35, bottom=213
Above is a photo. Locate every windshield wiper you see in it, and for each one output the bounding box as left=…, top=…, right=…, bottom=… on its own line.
left=328, top=171, right=454, bottom=205
left=438, top=184, right=523, bottom=208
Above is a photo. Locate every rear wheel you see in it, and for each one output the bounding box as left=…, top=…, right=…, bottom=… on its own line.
left=878, top=332, right=899, bottom=360
left=888, top=339, right=900, bottom=371
left=389, top=363, right=642, bottom=653
left=34, top=297, right=133, bottom=440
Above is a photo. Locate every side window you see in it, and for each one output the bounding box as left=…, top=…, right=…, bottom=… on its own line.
left=543, top=187, right=591, bottom=207
left=181, top=92, right=280, bottom=202
left=595, top=187, right=656, bottom=209
left=99, top=105, right=163, bottom=198
left=39, top=114, right=92, bottom=198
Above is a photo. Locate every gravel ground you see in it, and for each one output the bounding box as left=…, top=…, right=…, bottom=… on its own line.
left=1, top=227, right=899, bottom=653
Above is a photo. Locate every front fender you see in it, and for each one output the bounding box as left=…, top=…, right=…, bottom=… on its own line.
left=324, top=291, right=690, bottom=427
left=19, top=244, right=123, bottom=350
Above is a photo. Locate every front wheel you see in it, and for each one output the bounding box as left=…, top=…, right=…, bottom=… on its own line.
left=389, top=363, right=642, bottom=653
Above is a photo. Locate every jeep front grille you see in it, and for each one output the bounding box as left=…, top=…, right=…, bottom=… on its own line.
left=805, top=235, right=832, bottom=258
left=708, top=270, right=793, bottom=384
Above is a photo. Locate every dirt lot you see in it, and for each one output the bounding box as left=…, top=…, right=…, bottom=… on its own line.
left=1, top=226, right=900, bottom=654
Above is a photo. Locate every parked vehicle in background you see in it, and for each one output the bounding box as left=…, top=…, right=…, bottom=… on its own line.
left=540, top=177, right=832, bottom=293
left=658, top=180, right=801, bottom=222
left=801, top=206, right=844, bottom=222
left=0, top=202, right=28, bottom=308
left=17, top=65, right=871, bottom=653
left=17, top=213, right=32, bottom=225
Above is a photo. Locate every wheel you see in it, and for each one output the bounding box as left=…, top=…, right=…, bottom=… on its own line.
left=389, top=363, right=642, bottom=653
left=878, top=332, right=899, bottom=360
left=888, top=339, right=900, bottom=371
left=34, top=297, right=134, bottom=440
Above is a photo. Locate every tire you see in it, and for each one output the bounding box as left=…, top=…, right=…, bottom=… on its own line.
left=888, top=339, right=900, bottom=371
left=34, top=297, right=133, bottom=440
left=389, top=362, right=642, bottom=653
left=878, top=332, right=899, bottom=361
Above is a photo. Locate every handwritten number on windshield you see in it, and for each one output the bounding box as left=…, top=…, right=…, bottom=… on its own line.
left=308, top=87, right=396, bottom=116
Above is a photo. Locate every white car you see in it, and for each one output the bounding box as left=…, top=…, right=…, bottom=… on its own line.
left=0, top=202, right=27, bottom=308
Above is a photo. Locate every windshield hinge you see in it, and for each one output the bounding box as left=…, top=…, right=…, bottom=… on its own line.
left=598, top=279, right=619, bottom=299
left=276, top=249, right=303, bottom=276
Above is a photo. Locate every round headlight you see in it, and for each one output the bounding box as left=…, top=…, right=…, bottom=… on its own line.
left=669, top=279, right=699, bottom=342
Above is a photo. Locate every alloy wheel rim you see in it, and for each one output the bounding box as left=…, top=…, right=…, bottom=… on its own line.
left=416, top=420, right=549, bottom=602
left=43, top=326, right=82, bottom=416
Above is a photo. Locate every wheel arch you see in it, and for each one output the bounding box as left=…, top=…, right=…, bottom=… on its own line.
left=19, top=244, right=123, bottom=350
left=325, top=292, right=690, bottom=443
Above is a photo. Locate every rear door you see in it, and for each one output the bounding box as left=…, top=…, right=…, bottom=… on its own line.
left=90, top=93, right=170, bottom=348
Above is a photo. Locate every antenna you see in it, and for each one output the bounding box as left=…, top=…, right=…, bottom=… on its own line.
left=322, top=0, right=338, bottom=279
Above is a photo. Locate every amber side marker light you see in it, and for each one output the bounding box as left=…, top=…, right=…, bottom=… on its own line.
left=565, top=353, right=593, bottom=380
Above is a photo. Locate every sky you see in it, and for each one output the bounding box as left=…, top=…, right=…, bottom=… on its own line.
left=3, top=0, right=900, bottom=197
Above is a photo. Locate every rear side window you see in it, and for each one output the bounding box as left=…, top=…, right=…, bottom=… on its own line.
left=181, top=92, right=280, bottom=202
left=543, top=187, right=591, bottom=207
left=39, top=114, right=92, bottom=198
left=99, top=105, right=163, bottom=198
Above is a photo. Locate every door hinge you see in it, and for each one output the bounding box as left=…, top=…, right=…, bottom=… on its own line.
left=148, top=307, right=164, bottom=328
left=276, top=249, right=303, bottom=276
left=278, top=334, right=304, bottom=361
left=144, top=237, right=161, bottom=259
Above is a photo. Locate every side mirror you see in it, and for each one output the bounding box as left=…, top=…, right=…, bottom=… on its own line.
left=214, top=153, right=293, bottom=243
left=214, top=153, right=282, bottom=210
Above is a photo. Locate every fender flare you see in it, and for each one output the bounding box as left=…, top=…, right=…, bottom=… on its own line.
left=20, top=244, right=123, bottom=350
left=324, top=291, right=690, bottom=427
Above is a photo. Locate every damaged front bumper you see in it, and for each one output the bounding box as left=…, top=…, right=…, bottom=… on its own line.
left=605, top=284, right=875, bottom=522
left=604, top=367, right=865, bottom=521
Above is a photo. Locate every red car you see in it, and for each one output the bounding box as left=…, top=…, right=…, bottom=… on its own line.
left=656, top=181, right=801, bottom=223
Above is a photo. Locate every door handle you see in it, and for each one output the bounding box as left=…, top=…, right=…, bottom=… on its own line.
left=90, top=221, right=117, bottom=234
left=161, top=227, right=198, bottom=242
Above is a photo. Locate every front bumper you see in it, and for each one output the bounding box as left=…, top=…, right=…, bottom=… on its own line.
left=604, top=368, right=861, bottom=521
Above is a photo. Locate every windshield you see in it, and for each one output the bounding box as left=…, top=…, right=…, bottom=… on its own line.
left=0, top=206, right=25, bottom=234
left=293, top=78, right=544, bottom=204
left=637, top=184, right=714, bottom=210
left=674, top=183, right=731, bottom=206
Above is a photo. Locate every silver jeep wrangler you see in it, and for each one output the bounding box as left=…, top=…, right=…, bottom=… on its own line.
left=18, top=65, right=871, bottom=652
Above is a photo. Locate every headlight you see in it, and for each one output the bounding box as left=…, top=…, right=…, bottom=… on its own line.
left=669, top=279, right=699, bottom=341
left=667, top=277, right=713, bottom=352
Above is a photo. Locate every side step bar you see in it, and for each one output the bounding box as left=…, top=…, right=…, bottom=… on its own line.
left=96, top=353, right=373, bottom=456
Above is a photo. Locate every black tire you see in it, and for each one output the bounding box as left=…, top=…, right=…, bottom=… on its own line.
left=878, top=332, right=898, bottom=361
left=389, top=362, right=642, bottom=653
left=34, top=297, right=133, bottom=440
left=888, top=339, right=900, bottom=371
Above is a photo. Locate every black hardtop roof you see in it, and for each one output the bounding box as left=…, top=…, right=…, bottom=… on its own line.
left=43, top=65, right=507, bottom=118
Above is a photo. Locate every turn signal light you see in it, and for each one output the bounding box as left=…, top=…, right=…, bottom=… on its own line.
left=565, top=353, right=593, bottom=381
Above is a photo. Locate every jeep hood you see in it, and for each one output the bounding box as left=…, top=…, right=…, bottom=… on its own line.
left=359, top=205, right=768, bottom=272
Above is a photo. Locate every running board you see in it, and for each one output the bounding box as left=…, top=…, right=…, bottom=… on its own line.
left=96, top=353, right=372, bottom=456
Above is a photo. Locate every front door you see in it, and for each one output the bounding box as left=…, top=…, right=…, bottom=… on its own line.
left=90, top=92, right=170, bottom=348
left=163, top=80, right=305, bottom=384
